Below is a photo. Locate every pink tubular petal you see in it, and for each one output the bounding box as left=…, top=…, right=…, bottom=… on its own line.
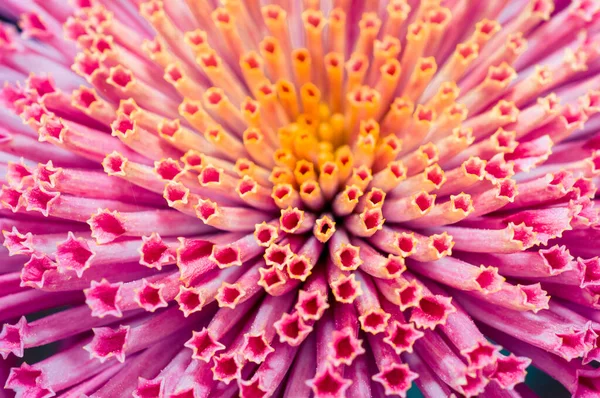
left=402, top=351, right=454, bottom=397
left=20, top=254, right=57, bottom=289
left=211, top=352, right=243, bottom=384
left=133, top=378, right=163, bottom=398
left=328, top=267, right=363, bottom=304
left=462, top=340, right=500, bottom=371
left=369, top=335, right=418, bottom=397
left=307, top=364, right=352, bottom=398
left=84, top=279, right=123, bottom=318
left=329, top=327, right=366, bottom=367
left=176, top=237, right=214, bottom=285
left=139, top=232, right=176, bottom=270
left=242, top=332, right=275, bottom=364
left=352, top=271, right=390, bottom=335
left=490, top=353, right=532, bottom=390
left=5, top=362, right=53, bottom=397
left=21, top=183, right=60, bottom=217
left=371, top=353, right=418, bottom=397
left=55, top=231, right=95, bottom=276
left=384, top=320, right=424, bottom=355
left=239, top=375, right=268, bottom=398
left=175, top=285, right=204, bottom=317
left=376, top=277, right=424, bottom=311
left=296, top=289, right=328, bottom=323
left=134, top=279, right=168, bottom=312
left=2, top=227, right=34, bottom=256
left=0, top=316, right=26, bottom=359
left=284, top=333, right=316, bottom=397
left=87, top=209, right=127, bottom=244
left=84, top=324, right=130, bottom=363
left=581, top=257, right=600, bottom=288
left=410, top=294, right=456, bottom=330
left=406, top=257, right=505, bottom=295
left=184, top=328, right=226, bottom=363
left=274, top=311, right=313, bottom=346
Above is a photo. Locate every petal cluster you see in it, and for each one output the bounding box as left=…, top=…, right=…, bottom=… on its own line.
left=0, top=0, right=600, bottom=397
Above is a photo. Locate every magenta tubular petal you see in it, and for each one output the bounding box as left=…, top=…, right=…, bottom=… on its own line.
left=0, top=216, right=87, bottom=235
left=87, top=305, right=214, bottom=363
left=353, top=270, right=390, bottom=335
left=0, top=272, right=28, bottom=296
left=427, top=222, right=538, bottom=253
left=0, top=129, right=95, bottom=168
left=60, top=363, right=126, bottom=398
left=91, top=330, right=187, bottom=397
left=2, top=229, right=84, bottom=258
left=405, top=256, right=505, bottom=294
left=351, top=237, right=406, bottom=279
left=456, top=245, right=575, bottom=279
left=295, top=267, right=330, bottom=322
left=420, top=280, right=499, bottom=370
left=542, top=282, right=600, bottom=310
left=345, top=351, right=373, bottom=398
left=55, top=233, right=170, bottom=276
left=283, top=333, right=316, bottom=398
left=455, top=290, right=593, bottom=361
left=36, top=163, right=164, bottom=205
left=481, top=324, right=598, bottom=396
left=0, top=305, right=141, bottom=358
left=88, top=208, right=214, bottom=244
left=171, top=357, right=215, bottom=398
left=412, top=326, right=472, bottom=394
left=142, top=348, right=192, bottom=397
left=368, top=331, right=418, bottom=397
left=9, top=337, right=117, bottom=396
left=187, top=289, right=263, bottom=362
left=331, top=302, right=366, bottom=369
left=371, top=225, right=454, bottom=261
left=402, top=351, right=455, bottom=398
left=40, top=261, right=155, bottom=292
left=239, top=291, right=295, bottom=363
left=241, top=338, right=302, bottom=398
left=0, top=289, right=83, bottom=322
left=22, top=182, right=153, bottom=221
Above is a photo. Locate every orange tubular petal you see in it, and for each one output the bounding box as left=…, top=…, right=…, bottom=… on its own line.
left=302, top=9, right=326, bottom=89
left=211, top=7, right=246, bottom=62
left=203, top=124, right=246, bottom=162
left=203, top=88, right=246, bottom=133
left=260, top=36, right=291, bottom=83
left=355, top=13, right=381, bottom=57
left=292, top=48, right=312, bottom=90
left=383, top=0, right=411, bottom=38
left=243, top=128, right=276, bottom=169
left=276, top=79, right=300, bottom=121
left=240, top=51, right=267, bottom=96
left=197, top=50, right=247, bottom=105
left=328, top=8, right=346, bottom=55
left=262, top=5, right=292, bottom=59
left=398, top=21, right=430, bottom=93
left=164, top=62, right=205, bottom=101
left=271, top=184, right=302, bottom=209
left=397, top=104, right=436, bottom=154
left=313, top=214, right=336, bottom=243
left=333, top=185, right=363, bottom=217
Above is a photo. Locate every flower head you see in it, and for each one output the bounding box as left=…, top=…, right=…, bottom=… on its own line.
left=1, top=0, right=600, bottom=397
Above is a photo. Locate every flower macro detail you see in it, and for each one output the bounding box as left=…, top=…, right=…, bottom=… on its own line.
left=1, top=0, right=600, bottom=397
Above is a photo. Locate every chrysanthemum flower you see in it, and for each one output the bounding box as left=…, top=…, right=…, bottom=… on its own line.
left=0, top=0, right=600, bottom=397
